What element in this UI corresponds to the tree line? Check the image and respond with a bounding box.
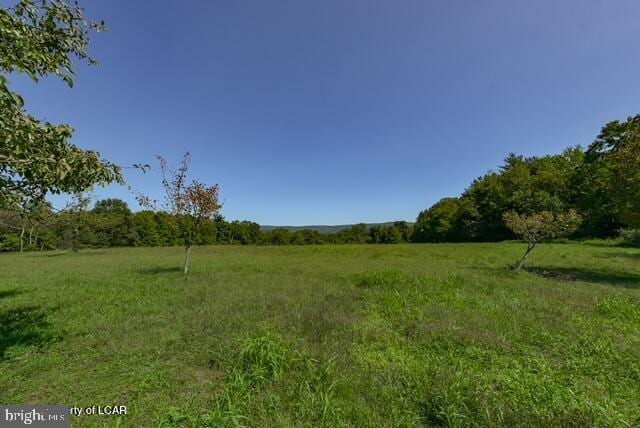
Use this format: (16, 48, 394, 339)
(413, 115, 640, 244)
(0, 200, 417, 251)
(1, 112, 638, 252)
(1, 0, 638, 260)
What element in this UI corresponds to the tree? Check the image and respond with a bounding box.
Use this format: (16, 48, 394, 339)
(132, 211, 162, 246)
(228, 220, 263, 245)
(1, 0, 121, 210)
(57, 192, 91, 252)
(586, 115, 640, 158)
(139, 153, 222, 274)
(576, 116, 640, 236)
(503, 210, 582, 271)
(393, 221, 412, 243)
(92, 198, 131, 215)
(89, 199, 136, 247)
(413, 198, 473, 242)
(263, 228, 292, 245)
(335, 223, 368, 244)
(608, 130, 640, 228)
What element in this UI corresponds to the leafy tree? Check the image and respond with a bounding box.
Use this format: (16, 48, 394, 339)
(1, 0, 121, 210)
(263, 228, 292, 245)
(0, 209, 23, 251)
(368, 225, 386, 244)
(503, 210, 582, 271)
(92, 199, 131, 215)
(228, 220, 263, 245)
(139, 153, 222, 274)
(573, 117, 640, 237)
(459, 149, 585, 242)
(132, 211, 162, 246)
(413, 198, 473, 242)
(393, 221, 412, 242)
(586, 115, 640, 158)
(57, 192, 91, 252)
(584, 117, 640, 230)
(334, 223, 368, 244)
(291, 231, 307, 245)
(608, 130, 640, 228)
(299, 229, 323, 245)
(89, 199, 136, 247)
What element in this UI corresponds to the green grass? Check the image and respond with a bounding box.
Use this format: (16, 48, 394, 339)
(1, 243, 639, 427)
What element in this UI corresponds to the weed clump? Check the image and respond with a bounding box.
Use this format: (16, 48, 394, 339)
(159, 332, 343, 426)
(350, 270, 411, 289)
(239, 333, 289, 383)
(596, 294, 640, 322)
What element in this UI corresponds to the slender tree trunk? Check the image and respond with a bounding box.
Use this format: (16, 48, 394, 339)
(183, 244, 192, 274)
(514, 242, 536, 272)
(72, 222, 81, 252)
(19, 224, 25, 252)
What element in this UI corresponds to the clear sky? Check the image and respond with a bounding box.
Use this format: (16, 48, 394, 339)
(10, 0, 640, 225)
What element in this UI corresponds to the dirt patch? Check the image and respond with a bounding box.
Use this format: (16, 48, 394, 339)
(528, 269, 578, 281)
(192, 366, 225, 384)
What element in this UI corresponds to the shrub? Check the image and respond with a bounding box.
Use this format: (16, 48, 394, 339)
(0, 233, 20, 252)
(618, 228, 640, 247)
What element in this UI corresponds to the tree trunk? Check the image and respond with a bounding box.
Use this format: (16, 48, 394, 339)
(514, 242, 536, 272)
(19, 225, 25, 252)
(183, 244, 192, 274)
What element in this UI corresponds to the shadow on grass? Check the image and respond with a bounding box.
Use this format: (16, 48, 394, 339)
(34, 251, 68, 258)
(0, 289, 22, 300)
(528, 266, 640, 289)
(600, 251, 640, 261)
(0, 305, 57, 360)
(137, 266, 183, 275)
(33, 250, 110, 258)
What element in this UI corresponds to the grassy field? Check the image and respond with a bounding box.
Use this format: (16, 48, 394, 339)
(1, 243, 639, 427)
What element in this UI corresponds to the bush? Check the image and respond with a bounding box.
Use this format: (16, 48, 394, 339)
(0, 233, 20, 252)
(618, 228, 640, 247)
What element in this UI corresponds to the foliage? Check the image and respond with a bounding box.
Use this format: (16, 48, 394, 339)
(504, 210, 582, 244)
(617, 229, 640, 248)
(462, 148, 584, 241)
(504, 210, 582, 271)
(0, 0, 121, 209)
(138, 153, 222, 273)
(573, 115, 640, 237)
(413, 115, 640, 243)
(412, 197, 474, 242)
(56, 192, 90, 252)
(607, 130, 640, 228)
(0, 200, 56, 251)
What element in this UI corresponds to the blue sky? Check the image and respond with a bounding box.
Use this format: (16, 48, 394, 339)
(10, 0, 640, 225)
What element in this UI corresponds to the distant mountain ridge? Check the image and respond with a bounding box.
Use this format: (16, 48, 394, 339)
(260, 221, 413, 233)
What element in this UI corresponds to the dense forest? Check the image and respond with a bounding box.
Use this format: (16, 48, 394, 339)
(1, 115, 638, 251)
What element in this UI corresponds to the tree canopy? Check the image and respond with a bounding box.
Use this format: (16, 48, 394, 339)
(0, 0, 121, 210)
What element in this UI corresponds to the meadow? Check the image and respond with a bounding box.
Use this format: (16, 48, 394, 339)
(1, 243, 639, 427)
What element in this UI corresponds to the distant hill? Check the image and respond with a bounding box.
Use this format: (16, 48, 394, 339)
(260, 222, 413, 233)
